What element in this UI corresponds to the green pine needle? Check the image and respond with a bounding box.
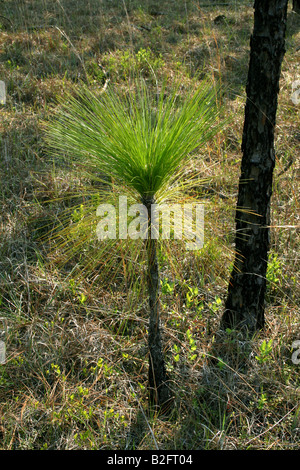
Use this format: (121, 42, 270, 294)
(44, 78, 224, 283)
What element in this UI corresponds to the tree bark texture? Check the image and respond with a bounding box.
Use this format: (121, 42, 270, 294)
(143, 197, 171, 410)
(292, 0, 300, 13)
(221, 0, 288, 332)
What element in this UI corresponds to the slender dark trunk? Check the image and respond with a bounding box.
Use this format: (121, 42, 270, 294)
(143, 196, 171, 410)
(221, 0, 288, 332)
(292, 0, 300, 13)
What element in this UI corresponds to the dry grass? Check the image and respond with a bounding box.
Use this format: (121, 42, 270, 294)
(0, 0, 299, 450)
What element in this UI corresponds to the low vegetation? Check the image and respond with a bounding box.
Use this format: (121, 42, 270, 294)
(0, 0, 299, 450)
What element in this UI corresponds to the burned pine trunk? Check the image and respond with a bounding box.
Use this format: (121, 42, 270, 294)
(143, 196, 171, 411)
(221, 0, 288, 332)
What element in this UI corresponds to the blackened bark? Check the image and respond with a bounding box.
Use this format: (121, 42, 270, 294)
(292, 0, 300, 13)
(143, 196, 171, 410)
(221, 0, 288, 332)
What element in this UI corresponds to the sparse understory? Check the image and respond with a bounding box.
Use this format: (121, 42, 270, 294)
(0, 0, 299, 450)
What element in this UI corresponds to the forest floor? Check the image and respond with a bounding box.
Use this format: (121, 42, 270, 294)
(0, 0, 299, 450)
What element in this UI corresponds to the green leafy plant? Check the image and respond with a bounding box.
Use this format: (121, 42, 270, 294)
(257, 387, 268, 410)
(45, 77, 222, 410)
(160, 278, 175, 295)
(208, 295, 222, 314)
(104, 48, 165, 80)
(186, 285, 199, 309)
(186, 328, 197, 361)
(266, 253, 285, 293)
(172, 343, 180, 363)
(255, 339, 273, 364)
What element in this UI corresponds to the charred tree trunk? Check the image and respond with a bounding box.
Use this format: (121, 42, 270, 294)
(143, 196, 171, 411)
(292, 0, 300, 13)
(221, 0, 288, 332)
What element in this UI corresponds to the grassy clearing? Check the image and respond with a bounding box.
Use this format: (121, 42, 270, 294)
(0, 0, 299, 450)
